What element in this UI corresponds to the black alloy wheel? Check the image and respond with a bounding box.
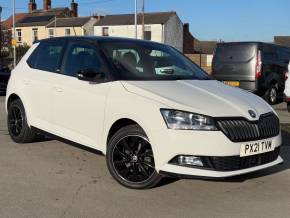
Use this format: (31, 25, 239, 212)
(112, 135, 155, 183)
(7, 99, 36, 143)
(8, 104, 23, 137)
(107, 125, 162, 189)
(264, 85, 278, 105)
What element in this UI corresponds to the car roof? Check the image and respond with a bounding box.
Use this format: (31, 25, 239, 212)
(36, 36, 163, 46)
(217, 41, 290, 50)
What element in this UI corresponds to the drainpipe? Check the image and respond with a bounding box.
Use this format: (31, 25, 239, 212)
(161, 24, 165, 43)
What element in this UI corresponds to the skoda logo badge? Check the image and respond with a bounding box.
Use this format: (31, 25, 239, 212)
(248, 110, 256, 118)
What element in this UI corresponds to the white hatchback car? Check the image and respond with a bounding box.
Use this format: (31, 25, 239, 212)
(6, 37, 283, 189)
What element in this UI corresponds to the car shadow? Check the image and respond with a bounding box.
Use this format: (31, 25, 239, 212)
(31, 125, 290, 187)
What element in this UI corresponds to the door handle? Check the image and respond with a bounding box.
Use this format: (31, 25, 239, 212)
(54, 87, 63, 92)
(23, 80, 31, 85)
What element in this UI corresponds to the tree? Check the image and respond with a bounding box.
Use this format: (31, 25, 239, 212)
(0, 29, 12, 58)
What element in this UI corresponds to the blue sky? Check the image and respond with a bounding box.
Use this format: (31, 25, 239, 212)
(1, 0, 290, 42)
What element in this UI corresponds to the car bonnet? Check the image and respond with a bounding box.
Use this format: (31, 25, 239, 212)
(121, 80, 274, 120)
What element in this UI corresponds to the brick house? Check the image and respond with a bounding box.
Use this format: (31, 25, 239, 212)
(14, 0, 80, 46)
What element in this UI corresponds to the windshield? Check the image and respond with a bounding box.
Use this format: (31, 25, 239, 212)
(99, 41, 210, 81)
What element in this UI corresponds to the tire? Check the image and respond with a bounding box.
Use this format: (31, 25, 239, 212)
(7, 99, 36, 143)
(287, 102, 290, 113)
(106, 124, 162, 189)
(264, 85, 278, 105)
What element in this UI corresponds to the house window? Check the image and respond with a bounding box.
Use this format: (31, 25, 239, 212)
(65, 28, 71, 36)
(32, 28, 38, 42)
(48, 29, 54, 38)
(16, 29, 22, 42)
(102, 27, 109, 36)
(144, 26, 151, 41)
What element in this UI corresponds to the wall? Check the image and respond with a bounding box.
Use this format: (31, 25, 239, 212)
(164, 14, 183, 52)
(83, 18, 98, 36)
(185, 54, 213, 75)
(16, 26, 86, 46)
(16, 26, 47, 46)
(48, 26, 84, 37)
(94, 24, 163, 43)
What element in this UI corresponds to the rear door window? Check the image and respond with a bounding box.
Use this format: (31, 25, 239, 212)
(34, 40, 66, 72)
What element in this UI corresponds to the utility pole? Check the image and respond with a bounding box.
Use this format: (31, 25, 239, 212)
(134, 0, 137, 39)
(0, 5, 2, 56)
(54, 16, 57, 37)
(13, 0, 16, 68)
(0, 6, 2, 32)
(141, 0, 145, 39)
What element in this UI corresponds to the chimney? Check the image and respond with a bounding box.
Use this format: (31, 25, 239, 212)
(43, 0, 51, 11)
(183, 23, 189, 33)
(70, 0, 78, 17)
(28, 0, 37, 13)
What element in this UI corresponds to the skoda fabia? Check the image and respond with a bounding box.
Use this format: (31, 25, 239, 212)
(6, 37, 283, 189)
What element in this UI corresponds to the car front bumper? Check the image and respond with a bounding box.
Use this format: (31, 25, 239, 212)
(149, 130, 283, 178)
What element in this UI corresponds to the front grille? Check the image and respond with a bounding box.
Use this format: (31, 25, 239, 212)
(209, 147, 280, 171)
(216, 113, 280, 142)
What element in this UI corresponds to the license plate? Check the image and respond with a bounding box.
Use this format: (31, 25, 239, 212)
(223, 81, 240, 87)
(240, 139, 275, 157)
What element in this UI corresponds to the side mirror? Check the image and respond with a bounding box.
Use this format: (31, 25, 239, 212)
(77, 69, 105, 82)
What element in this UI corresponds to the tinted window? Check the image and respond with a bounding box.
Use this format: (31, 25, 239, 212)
(63, 42, 102, 77)
(100, 41, 209, 81)
(277, 48, 290, 63)
(34, 40, 65, 72)
(27, 45, 39, 67)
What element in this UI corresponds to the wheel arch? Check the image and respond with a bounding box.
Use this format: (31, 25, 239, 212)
(106, 118, 146, 147)
(6, 93, 21, 109)
(6, 92, 32, 126)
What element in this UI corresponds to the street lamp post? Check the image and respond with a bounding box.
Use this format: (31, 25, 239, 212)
(142, 0, 144, 40)
(13, 0, 16, 68)
(0, 6, 2, 54)
(0, 6, 2, 32)
(134, 0, 137, 39)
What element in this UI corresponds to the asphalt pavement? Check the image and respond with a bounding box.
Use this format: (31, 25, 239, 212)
(0, 95, 290, 218)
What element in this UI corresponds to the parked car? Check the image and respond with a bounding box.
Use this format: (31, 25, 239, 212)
(6, 37, 282, 189)
(212, 42, 290, 105)
(0, 64, 11, 93)
(285, 69, 290, 112)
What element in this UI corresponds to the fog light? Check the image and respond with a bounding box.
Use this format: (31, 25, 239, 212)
(177, 155, 204, 167)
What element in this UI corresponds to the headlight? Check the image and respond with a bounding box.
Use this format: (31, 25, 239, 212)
(160, 109, 217, 130)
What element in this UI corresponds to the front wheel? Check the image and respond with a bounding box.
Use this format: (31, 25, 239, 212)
(106, 125, 162, 189)
(7, 99, 36, 143)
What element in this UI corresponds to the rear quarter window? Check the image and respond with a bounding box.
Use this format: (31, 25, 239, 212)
(27, 45, 39, 68)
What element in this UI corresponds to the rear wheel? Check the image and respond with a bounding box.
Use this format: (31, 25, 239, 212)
(7, 99, 36, 143)
(106, 125, 162, 189)
(264, 85, 278, 105)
